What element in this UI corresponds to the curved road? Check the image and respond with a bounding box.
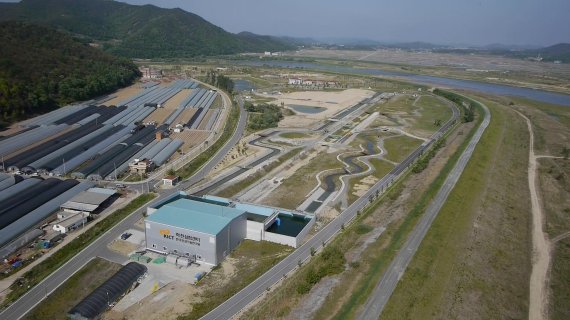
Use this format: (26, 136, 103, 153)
(357, 97, 491, 319)
(200, 97, 460, 320)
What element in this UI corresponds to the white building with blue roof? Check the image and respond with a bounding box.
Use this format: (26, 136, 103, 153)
(145, 198, 247, 265)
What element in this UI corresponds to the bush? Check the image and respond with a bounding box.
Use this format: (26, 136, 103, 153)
(355, 224, 374, 235)
(245, 102, 284, 130)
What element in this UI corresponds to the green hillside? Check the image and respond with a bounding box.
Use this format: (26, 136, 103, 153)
(0, 21, 140, 129)
(0, 0, 294, 58)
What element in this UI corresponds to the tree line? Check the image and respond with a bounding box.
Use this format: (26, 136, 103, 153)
(0, 22, 140, 129)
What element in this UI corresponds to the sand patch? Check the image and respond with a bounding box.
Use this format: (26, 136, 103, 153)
(262, 89, 374, 128)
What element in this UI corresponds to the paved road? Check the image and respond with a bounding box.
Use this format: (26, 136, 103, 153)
(357, 98, 490, 320)
(200, 100, 460, 320)
(0, 93, 248, 320)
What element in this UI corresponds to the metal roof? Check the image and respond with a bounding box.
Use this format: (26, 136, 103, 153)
(146, 198, 245, 235)
(61, 188, 115, 211)
(68, 262, 147, 320)
(87, 187, 116, 196)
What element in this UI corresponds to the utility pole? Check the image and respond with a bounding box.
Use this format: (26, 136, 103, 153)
(62, 158, 66, 176)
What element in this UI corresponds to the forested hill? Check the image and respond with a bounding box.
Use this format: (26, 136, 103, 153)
(0, 21, 140, 129)
(0, 0, 294, 58)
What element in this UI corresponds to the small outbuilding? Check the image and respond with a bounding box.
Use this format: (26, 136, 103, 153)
(162, 175, 179, 187)
(61, 187, 116, 215)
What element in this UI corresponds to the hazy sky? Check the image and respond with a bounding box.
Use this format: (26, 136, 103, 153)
(4, 0, 570, 46)
(118, 0, 570, 46)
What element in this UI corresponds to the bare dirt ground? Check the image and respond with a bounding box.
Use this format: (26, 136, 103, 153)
(168, 129, 210, 157)
(104, 85, 143, 106)
(290, 49, 570, 78)
(266, 89, 374, 128)
(208, 138, 265, 177)
(0, 126, 27, 137)
(105, 281, 200, 320)
(197, 110, 215, 130)
(107, 239, 138, 256)
(169, 108, 197, 128)
(515, 110, 551, 320)
(144, 89, 193, 125)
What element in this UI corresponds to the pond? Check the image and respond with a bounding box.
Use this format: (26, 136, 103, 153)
(266, 214, 311, 237)
(288, 104, 326, 114)
(233, 79, 256, 92)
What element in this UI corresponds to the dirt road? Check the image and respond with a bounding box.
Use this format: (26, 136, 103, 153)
(515, 110, 550, 320)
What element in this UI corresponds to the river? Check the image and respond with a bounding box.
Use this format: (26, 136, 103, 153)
(238, 60, 570, 106)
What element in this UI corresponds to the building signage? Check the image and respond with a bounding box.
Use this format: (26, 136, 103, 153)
(159, 228, 201, 246)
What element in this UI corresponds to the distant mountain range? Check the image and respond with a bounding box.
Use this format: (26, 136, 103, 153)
(0, 0, 294, 58)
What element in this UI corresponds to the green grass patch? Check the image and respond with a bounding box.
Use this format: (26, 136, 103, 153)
(1, 193, 156, 309)
(280, 132, 310, 139)
(176, 97, 239, 179)
(412, 95, 454, 133)
(215, 148, 302, 198)
(180, 240, 293, 320)
(24, 258, 122, 320)
(383, 135, 423, 163)
(370, 158, 395, 179)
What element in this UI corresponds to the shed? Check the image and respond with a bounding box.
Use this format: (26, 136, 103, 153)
(162, 175, 179, 187)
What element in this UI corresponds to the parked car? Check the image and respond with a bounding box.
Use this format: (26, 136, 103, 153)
(121, 232, 132, 240)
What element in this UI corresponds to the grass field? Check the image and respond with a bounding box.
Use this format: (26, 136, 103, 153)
(24, 258, 121, 320)
(383, 135, 423, 163)
(412, 95, 454, 134)
(261, 151, 343, 209)
(370, 158, 395, 179)
(381, 97, 531, 319)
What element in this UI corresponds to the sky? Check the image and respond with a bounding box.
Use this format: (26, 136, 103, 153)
(4, 0, 570, 46)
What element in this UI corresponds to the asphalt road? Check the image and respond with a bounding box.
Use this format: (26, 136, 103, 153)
(0, 93, 248, 320)
(200, 100, 460, 320)
(356, 99, 491, 320)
